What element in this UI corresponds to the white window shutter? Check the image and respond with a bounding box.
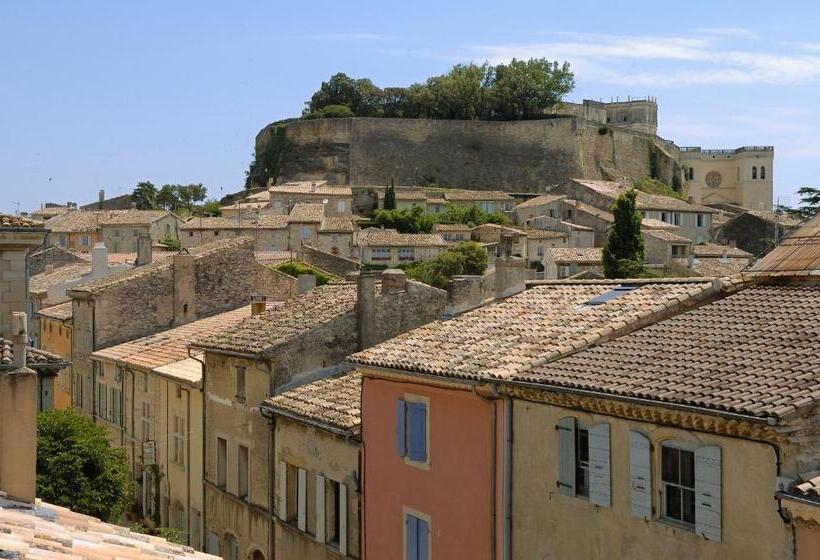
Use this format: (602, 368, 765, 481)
(589, 423, 611, 507)
(297, 468, 307, 531)
(315, 474, 326, 543)
(629, 431, 652, 519)
(557, 417, 576, 496)
(278, 462, 287, 520)
(339, 483, 348, 556)
(695, 445, 722, 542)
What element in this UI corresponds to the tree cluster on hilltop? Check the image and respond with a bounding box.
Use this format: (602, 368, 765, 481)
(303, 58, 575, 121)
(131, 181, 218, 215)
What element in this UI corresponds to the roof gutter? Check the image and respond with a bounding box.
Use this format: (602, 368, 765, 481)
(492, 377, 777, 426)
(259, 403, 358, 439)
(187, 345, 259, 360)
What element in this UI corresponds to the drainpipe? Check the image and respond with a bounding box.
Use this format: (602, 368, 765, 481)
(180, 386, 193, 547)
(503, 397, 512, 560)
(188, 349, 207, 550)
(473, 385, 498, 560)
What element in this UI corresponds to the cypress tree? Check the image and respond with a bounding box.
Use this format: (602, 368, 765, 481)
(384, 177, 396, 210)
(602, 188, 645, 278)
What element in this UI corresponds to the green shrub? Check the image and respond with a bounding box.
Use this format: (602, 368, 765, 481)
(159, 235, 180, 251)
(402, 241, 488, 288)
(274, 262, 331, 286)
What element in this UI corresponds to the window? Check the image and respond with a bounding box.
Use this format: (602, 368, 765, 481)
(397, 397, 428, 465)
(300, 226, 311, 240)
(189, 231, 194, 237)
(165, 223, 171, 236)
(696, 213, 705, 228)
(238, 445, 249, 500)
(111, 386, 121, 426)
(752, 166, 757, 179)
(225, 534, 239, 560)
(480, 201, 494, 213)
(537, 245, 544, 257)
(279, 463, 305, 528)
(59, 234, 67, 247)
(336, 200, 347, 213)
(398, 247, 415, 261)
(687, 167, 694, 181)
(80, 235, 90, 246)
(235, 366, 246, 403)
(405, 512, 430, 560)
(174, 502, 186, 533)
(206, 532, 220, 555)
(761, 166, 766, 179)
(214, 230, 220, 236)
(141, 401, 151, 441)
(661, 212, 681, 226)
(217, 437, 227, 488)
(316, 476, 349, 554)
(372, 247, 391, 261)
(557, 418, 611, 506)
(662, 445, 696, 526)
(172, 415, 186, 465)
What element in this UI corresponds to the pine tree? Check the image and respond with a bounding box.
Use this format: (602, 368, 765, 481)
(603, 188, 645, 278)
(384, 177, 396, 210)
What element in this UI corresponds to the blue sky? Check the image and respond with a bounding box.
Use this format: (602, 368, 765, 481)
(2, 0, 819, 213)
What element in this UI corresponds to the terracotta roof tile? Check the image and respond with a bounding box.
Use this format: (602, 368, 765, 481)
(545, 248, 603, 264)
(645, 230, 691, 244)
(29, 263, 92, 297)
(37, 300, 74, 321)
(320, 216, 356, 233)
(515, 194, 566, 209)
(350, 280, 716, 380)
(570, 179, 716, 213)
(270, 184, 352, 196)
(693, 243, 752, 258)
(0, 339, 69, 369)
(181, 215, 288, 230)
(0, 214, 42, 229)
(287, 203, 325, 223)
(264, 371, 361, 432)
(357, 229, 446, 247)
(751, 212, 820, 275)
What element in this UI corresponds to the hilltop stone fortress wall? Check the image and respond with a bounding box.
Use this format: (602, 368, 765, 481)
(257, 113, 678, 193)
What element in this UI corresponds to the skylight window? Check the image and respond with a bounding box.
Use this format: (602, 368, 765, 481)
(583, 285, 638, 306)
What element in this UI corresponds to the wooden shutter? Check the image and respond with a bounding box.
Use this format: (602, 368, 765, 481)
(397, 400, 407, 457)
(339, 483, 348, 556)
(589, 423, 611, 507)
(557, 417, 576, 496)
(417, 517, 430, 560)
(406, 514, 418, 560)
(315, 474, 326, 543)
(408, 403, 428, 462)
(278, 462, 287, 520)
(695, 445, 722, 542)
(297, 468, 307, 531)
(629, 431, 652, 519)
(206, 531, 220, 555)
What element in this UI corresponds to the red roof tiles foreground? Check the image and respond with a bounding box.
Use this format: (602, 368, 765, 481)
(751, 212, 820, 275)
(528, 284, 820, 420)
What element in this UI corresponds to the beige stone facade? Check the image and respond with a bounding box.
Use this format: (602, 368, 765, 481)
(680, 146, 773, 211)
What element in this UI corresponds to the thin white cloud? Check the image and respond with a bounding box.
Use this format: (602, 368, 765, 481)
(468, 32, 820, 87)
(696, 27, 759, 40)
(304, 32, 386, 41)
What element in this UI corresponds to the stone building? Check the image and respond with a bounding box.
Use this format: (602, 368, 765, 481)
(542, 247, 604, 279)
(355, 229, 446, 266)
(643, 229, 691, 265)
(0, 214, 45, 338)
(180, 216, 289, 252)
(432, 223, 472, 245)
(267, 182, 353, 216)
(89, 305, 256, 549)
(27, 244, 86, 275)
(37, 300, 74, 409)
(261, 372, 362, 560)
(65, 237, 296, 416)
(679, 146, 774, 210)
(190, 272, 446, 560)
(715, 210, 802, 257)
(512, 194, 568, 224)
(441, 190, 514, 213)
(553, 179, 717, 243)
(44, 209, 183, 253)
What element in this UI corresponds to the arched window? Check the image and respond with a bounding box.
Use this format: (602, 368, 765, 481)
(752, 166, 757, 179)
(761, 166, 766, 179)
(225, 534, 239, 560)
(688, 167, 694, 180)
(250, 550, 265, 560)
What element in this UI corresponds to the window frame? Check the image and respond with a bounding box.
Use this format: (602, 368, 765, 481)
(235, 365, 246, 403)
(403, 507, 431, 560)
(400, 394, 431, 469)
(216, 436, 228, 489)
(660, 441, 697, 529)
(237, 444, 249, 501)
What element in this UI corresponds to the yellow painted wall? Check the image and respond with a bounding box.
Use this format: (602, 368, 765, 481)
(512, 400, 793, 560)
(39, 316, 73, 410)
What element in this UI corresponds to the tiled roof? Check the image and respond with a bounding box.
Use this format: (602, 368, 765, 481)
(255, 250, 294, 267)
(71, 236, 253, 295)
(645, 230, 691, 244)
(564, 199, 614, 222)
(287, 203, 325, 223)
(517, 226, 567, 240)
(37, 301, 74, 321)
(789, 475, 820, 503)
(433, 223, 473, 232)
(270, 184, 352, 196)
(527, 284, 820, 420)
(263, 371, 362, 433)
(92, 305, 253, 382)
(395, 190, 429, 201)
(751, 212, 820, 275)
(545, 248, 603, 264)
(193, 282, 360, 355)
(641, 218, 679, 230)
(350, 280, 717, 380)
(44, 210, 173, 232)
(29, 263, 92, 297)
(357, 229, 446, 247)
(515, 194, 565, 209)
(320, 216, 356, 233)
(0, 497, 217, 560)
(744, 210, 802, 227)
(0, 214, 42, 229)
(100, 210, 175, 226)
(0, 339, 69, 369)
(673, 257, 750, 277)
(180, 215, 288, 230)
(31, 206, 70, 219)
(220, 201, 268, 211)
(570, 179, 716, 213)
(693, 243, 752, 258)
(245, 190, 271, 202)
(444, 190, 514, 202)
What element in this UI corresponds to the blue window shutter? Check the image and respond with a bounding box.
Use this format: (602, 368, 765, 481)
(408, 402, 427, 462)
(406, 514, 418, 560)
(397, 400, 407, 457)
(417, 517, 430, 560)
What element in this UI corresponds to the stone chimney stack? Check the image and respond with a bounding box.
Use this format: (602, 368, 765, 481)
(356, 270, 378, 350)
(98, 189, 105, 209)
(91, 242, 108, 277)
(251, 294, 267, 315)
(0, 312, 37, 504)
(381, 269, 407, 294)
(173, 253, 196, 326)
(136, 234, 153, 266)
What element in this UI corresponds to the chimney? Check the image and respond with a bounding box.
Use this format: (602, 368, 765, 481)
(91, 242, 108, 277)
(173, 253, 196, 326)
(687, 252, 695, 269)
(136, 234, 153, 266)
(98, 189, 105, 209)
(720, 248, 728, 263)
(381, 269, 407, 294)
(356, 270, 378, 350)
(45, 264, 54, 275)
(0, 312, 37, 504)
(251, 294, 267, 315)
(297, 274, 317, 294)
